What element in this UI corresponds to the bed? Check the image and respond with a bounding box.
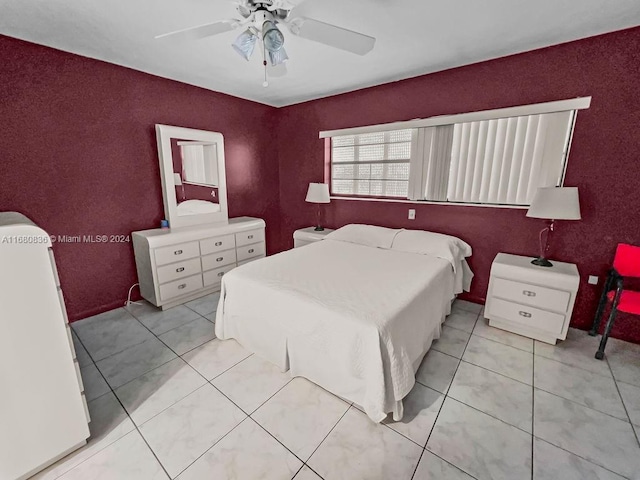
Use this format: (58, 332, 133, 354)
(214, 225, 473, 422)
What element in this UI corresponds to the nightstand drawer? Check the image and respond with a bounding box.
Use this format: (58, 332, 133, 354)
(492, 277, 570, 313)
(491, 298, 565, 335)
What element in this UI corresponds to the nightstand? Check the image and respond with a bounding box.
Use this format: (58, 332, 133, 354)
(293, 227, 335, 248)
(485, 253, 579, 344)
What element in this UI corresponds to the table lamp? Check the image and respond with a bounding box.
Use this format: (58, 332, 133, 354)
(526, 186, 581, 267)
(305, 183, 330, 231)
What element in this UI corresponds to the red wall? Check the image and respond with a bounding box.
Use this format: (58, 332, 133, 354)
(2, 28, 639, 343)
(0, 35, 280, 321)
(276, 27, 640, 343)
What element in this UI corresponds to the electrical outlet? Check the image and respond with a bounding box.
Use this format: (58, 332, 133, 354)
(408, 209, 416, 220)
(588, 275, 599, 285)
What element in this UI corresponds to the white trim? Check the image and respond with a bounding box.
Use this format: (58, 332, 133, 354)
(329, 196, 529, 209)
(319, 97, 591, 138)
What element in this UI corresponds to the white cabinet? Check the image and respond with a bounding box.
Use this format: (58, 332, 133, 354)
(0, 212, 90, 480)
(293, 227, 335, 248)
(133, 217, 266, 309)
(485, 253, 579, 344)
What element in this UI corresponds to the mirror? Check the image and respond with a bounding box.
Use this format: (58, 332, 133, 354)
(156, 125, 229, 228)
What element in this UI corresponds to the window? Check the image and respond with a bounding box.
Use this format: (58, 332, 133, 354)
(325, 98, 587, 206)
(331, 129, 413, 198)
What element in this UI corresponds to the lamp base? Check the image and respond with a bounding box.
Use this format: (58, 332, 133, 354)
(531, 257, 553, 267)
(314, 226, 325, 231)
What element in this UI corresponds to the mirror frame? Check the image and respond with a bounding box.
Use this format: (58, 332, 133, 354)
(156, 124, 229, 228)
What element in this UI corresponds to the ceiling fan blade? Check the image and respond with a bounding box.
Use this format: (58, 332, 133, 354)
(287, 17, 375, 55)
(268, 62, 288, 77)
(155, 20, 239, 41)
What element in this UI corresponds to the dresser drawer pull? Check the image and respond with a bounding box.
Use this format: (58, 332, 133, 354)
(174, 249, 183, 255)
(215, 241, 223, 246)
(217, 272, 225, 277)
(522, 290, 537, 297)
(178, 283, 187, 290)
(176, 267, 185, 273)
(248, 235, 254, 239)
(518, 311, 532, 318)
(248, 248, 254, 254)
(216, 257, 223, 262)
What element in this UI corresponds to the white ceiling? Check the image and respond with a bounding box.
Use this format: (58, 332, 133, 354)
(2, 0, 639, 107)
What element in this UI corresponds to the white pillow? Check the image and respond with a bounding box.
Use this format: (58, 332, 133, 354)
(391, 229, 472, 271)
(325, 224, 401, 249)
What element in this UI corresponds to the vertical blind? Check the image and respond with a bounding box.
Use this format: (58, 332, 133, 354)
(329, 108, 576, 206)
(446, 110, 574, 205)
(331, 129, 413, 198)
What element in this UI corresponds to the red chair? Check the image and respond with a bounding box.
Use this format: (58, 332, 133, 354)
(589, 243, 640, 359)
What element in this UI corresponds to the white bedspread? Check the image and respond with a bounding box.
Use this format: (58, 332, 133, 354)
(215, 239, 471, 422)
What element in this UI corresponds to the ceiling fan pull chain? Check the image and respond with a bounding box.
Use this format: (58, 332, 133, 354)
(262, 41, 269, 87)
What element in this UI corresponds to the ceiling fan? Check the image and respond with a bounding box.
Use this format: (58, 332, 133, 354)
(155, 0, 376, 86)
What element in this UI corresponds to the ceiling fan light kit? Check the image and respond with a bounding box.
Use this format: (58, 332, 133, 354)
(231, 28, 258, 60)
(156, 0, 376, 86)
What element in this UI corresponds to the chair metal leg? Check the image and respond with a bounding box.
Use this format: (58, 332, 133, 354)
(595, 307, 618, 360)
(590, 271, 613, 336)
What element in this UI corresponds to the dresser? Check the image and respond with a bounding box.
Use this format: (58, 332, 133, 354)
(485, 253, 580, 344)
(0, 212, 90, 480)
(293, 227, 335, 248)
(132, 217, 266, 309)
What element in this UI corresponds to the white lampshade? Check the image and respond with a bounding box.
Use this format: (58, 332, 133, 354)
(173, 173, 183, 187)
(305, 183, 330, 204)
(526, 187, 581, 220)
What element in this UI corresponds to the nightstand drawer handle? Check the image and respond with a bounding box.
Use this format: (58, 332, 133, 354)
(176, 267, 185, 273)
(174, 249, 183, 255)
(215, 241, 223, 246)
(248, 235, 254, 239)
(216, 257, 223, 262)
(248, 248, 254, 254)
(178, 283, 187, 290)
(519, 311, 532, 318)
(217, 272, 224, 277)
(522, 290, 536, 297)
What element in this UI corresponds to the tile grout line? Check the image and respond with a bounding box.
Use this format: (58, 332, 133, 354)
(605, 356, 640, 448)
(531, 340, 535, 480)
(411, 313, 479, 480)
(70, 331, 173, 480)
(533, 349, 617, 380)
(170, 416, 253, 479)
(532, 435, 632, 479)
(300, 405, 352, 466)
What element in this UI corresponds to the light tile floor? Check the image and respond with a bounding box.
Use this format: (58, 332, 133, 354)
(34, 296, 640, 480)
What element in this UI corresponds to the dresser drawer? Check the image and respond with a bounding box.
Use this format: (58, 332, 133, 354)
(201, 234, 236, 256)
(159, 274, 204, 301)
(490, 298, 565, 335)
(237, 242, 266, 262)
(236, 229, 265, 247)
(157, 257, 202, 284)
(155, 241, 200, 267)
(492, 277, 570, 313)
(203, 264, 236, 287)
(202, 249, 237, 271)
